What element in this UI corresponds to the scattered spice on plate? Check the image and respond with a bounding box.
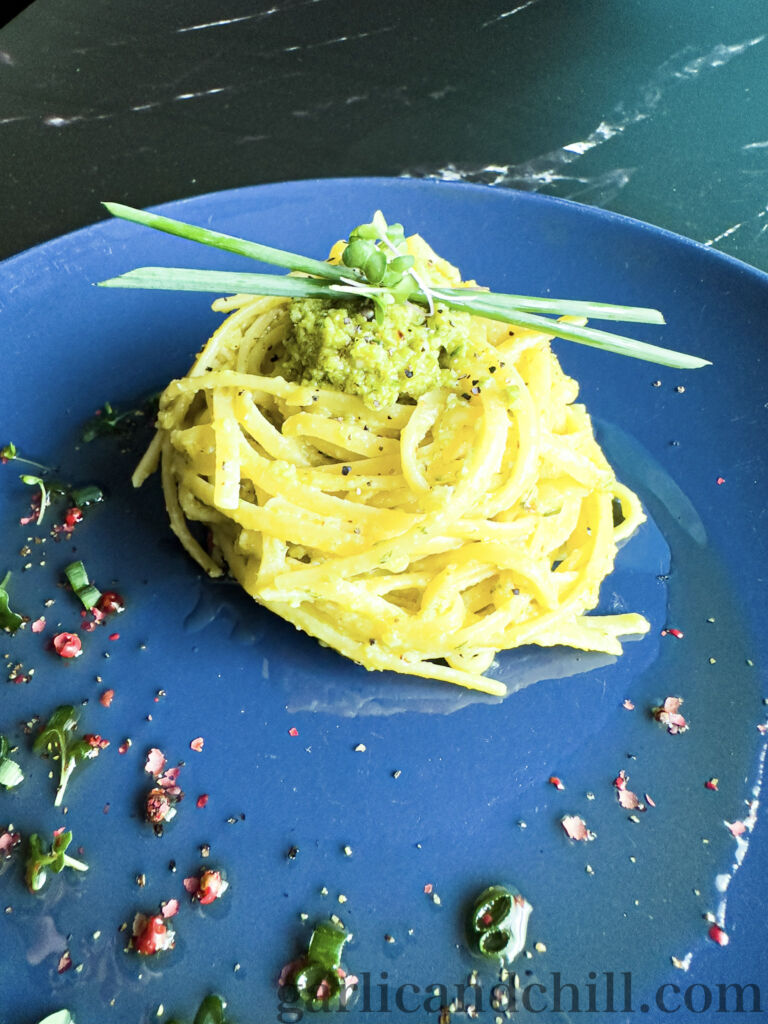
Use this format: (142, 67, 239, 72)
(724, 820, 747, 838)
(560, 815, 595, 842)
(613, 770, 646, 812)
(184, 868, 229, 905)
(144, 748, 166, 776)
(129, 911, 176, 955)
(57, 950, 73, 974)
(548, 776, 565, 791)
(52, 632, 82, 659)
(0, 827, 21, 862)
(705, 778, 718, 790)
(161, 898, 179, 918)
(708, 923, 729, 946)
(190, 736, 204, 752)
(652, 696, 689, 734)
(622, 699, 635, 710)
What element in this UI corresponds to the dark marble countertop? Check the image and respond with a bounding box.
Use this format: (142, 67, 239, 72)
(1, 0, 767, 269)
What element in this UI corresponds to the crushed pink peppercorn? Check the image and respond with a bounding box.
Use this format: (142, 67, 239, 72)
(52, 632, 82, 658)
(130, 912, 176, 955)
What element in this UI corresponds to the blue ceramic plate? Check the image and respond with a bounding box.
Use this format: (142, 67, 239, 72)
(1, 179, 766, 1024)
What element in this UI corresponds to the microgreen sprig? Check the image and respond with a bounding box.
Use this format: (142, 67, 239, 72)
(20, 474, 49, 526)
(81, 394, 159, 443)
(0, 571, 23, 633)
(98, 203, 711, 370)
(1, 442, 50, 471)
(0, 735, 24, 789)
(25, 829, 88, 892)
(33, 706, 99, 807)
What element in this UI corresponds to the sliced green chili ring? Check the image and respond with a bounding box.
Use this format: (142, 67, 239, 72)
(192, 994, 228, 1024)
(306, 919, 347, 970)
(293, 962, 342, 1006)
(468, 884, 532, 963)
(70, 484, 104, 507)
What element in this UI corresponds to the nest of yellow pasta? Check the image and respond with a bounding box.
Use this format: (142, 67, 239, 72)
(134, 240, 649, 696)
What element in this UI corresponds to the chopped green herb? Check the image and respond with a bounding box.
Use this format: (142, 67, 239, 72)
(33, 706, 99, 807)
(0, 571, 23, 633)
(25, 830, 88, 892)
(0, 735, 23, 789)
(64, 560, 102, 611)
(20, 474, 48, 525)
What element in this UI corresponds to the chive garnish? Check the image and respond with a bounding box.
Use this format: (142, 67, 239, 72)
(98, 203, 710, 370)
(64, 560, 102, 611)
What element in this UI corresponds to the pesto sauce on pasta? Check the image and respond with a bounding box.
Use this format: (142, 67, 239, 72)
(280, 297, 477, 409)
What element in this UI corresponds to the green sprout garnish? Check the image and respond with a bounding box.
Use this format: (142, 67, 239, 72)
(1, 442, 49, 471)
(33, 706, 98, 807)
(80, 394, 158, 442)
(64, 560, 102, 611)
(0, 735, 24, 789)
(20, 474, 49, 525)
(25, 830, 88, 893)
(97, 202, 711, 370)
(0, 571, 23, 633)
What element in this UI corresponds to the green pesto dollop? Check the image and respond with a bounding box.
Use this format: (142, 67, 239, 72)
(279, 297, 477, 408)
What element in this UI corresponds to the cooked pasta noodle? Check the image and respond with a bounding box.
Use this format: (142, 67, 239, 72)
(134, 237, 649, 696)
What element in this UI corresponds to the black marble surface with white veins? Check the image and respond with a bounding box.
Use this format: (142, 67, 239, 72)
(1, 0, 766, 269)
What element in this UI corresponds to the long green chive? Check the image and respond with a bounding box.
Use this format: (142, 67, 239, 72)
(99, 267, 341, 299)
(103, 202, 358, 285)
(98, 204, 710, 370)
(64, 560, 101, 611)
